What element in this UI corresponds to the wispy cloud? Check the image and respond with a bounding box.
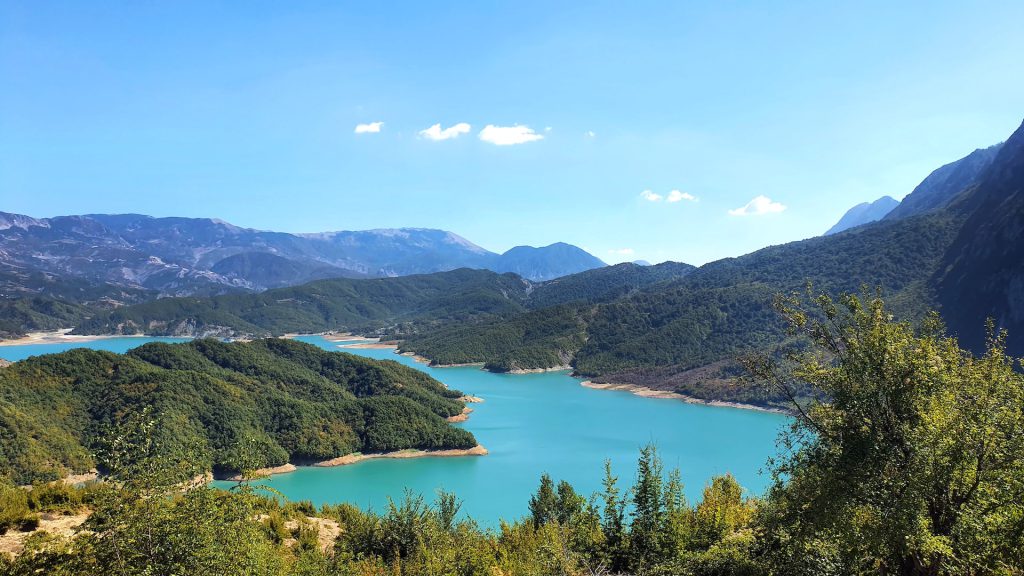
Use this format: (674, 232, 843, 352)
(354, 121, 383, 134)
(728, 195, 786, 216)
(608, 248, 635, 256)
(585, 130, 596, 139)
(667, 190, 697, 203)
(640, 190, 663, 202)
(478, 125, 544, 146)
(419, 122, 471, 141)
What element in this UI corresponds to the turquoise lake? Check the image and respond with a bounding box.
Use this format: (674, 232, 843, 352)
(0, 335, 790, 524)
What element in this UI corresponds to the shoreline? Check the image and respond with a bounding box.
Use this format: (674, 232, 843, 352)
(447, 406, 473, 422)
(343, 341, 400, 349)
(507, 365, 572, 374)
(0, 329, 143, 347)
(580, 381, 792, 415)
(339, 341, 485, 368)
(218, 445, 489, 481)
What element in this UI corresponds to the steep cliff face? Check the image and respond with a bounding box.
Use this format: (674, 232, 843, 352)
(936, 120, 1024, 354)
(885, 144, 1003, 221)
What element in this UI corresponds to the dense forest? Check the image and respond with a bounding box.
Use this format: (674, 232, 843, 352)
(67, 262, 699, 341)
(2, 294, 1021, 575)
(0, 339, 476, 484)
(69, 268, 535, 338)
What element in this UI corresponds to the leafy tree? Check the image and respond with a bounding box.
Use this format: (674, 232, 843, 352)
(747, 292, 1024, 574)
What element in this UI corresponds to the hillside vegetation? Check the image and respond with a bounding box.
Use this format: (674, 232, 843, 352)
(70, 262, 697, 340)
(72, 269, 533, 337)
(0, 339, 475, 484)
(4, 295, 1022, 575)
(402, 213, 958, 373)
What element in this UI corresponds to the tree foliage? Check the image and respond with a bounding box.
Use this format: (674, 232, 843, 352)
(0, 339, 475, 484)
(747, 292, 1024, 575)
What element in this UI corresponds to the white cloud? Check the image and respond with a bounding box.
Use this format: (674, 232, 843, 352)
(354, 121, 383, 134)
(728, 195, 786, 216)
(667, 190, 697, 203)
(419, 122, 471, 141)
(640, 190, 662, 202)
(478, 124, 544, 146)
(585, 130, 596, 138)
(608, 248, 635, 255)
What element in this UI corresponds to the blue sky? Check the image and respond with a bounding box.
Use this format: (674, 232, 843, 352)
(2, 1, 1022, 265)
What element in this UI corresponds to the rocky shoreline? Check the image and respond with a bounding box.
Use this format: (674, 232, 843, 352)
(218, 445, 490, 481)
(580, 381, 792, 415)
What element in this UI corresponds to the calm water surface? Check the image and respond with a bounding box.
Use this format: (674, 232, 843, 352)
(0, 334, 790, 523)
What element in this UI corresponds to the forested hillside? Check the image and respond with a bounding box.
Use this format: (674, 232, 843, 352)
(72, 268, 533, 337)
(71, 262, 698, 339)
(406, 121, 1024, 405)
(0, 339, 475, 484)
(402, 212, 958, 386)
(4, 294, 1022, 575)
(936, 119, 1024, 354)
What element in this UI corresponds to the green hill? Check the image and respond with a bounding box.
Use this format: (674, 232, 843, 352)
(70, 262, 698, 340)
(0, 338, 475, 484)
(72, 268, 533, 337)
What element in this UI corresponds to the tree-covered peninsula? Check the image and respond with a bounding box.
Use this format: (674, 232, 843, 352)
(0, 339, 477, 485)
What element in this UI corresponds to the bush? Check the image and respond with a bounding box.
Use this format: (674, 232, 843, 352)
(0, 481, 30, 534)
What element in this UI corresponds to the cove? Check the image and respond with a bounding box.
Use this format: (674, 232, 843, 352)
(0, 334, 791, 524)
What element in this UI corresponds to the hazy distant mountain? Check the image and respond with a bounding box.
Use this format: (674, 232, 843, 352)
(824, 196, 899, 235)
(0, 213, 605, 301)
(492, 243, 606, 282)
(885, 144, 1003, 221)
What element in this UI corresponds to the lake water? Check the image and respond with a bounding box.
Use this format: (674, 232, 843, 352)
(0, 335, 790, 524)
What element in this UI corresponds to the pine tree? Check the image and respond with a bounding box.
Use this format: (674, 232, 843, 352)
(528, 473, 557, 528)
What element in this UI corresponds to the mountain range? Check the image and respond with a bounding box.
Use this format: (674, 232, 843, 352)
(825, 142, 1004, 235)
(824, 196, 899, 235)
(3, 119, 1023, 413)
(54, 118, 1024, 411)
(0, 213, 605, 300)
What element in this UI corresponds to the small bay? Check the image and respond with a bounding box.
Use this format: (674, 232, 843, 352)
(0, 334, 790, 524)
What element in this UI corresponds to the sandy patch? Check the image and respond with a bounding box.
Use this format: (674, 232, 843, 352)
(320, 332, 378, 343)
(0, 512, 89, 557)
(580, 381, 790, 415)
(342, 342, 400, 349)
(508, 365, 571, 374)
(219, 463, 297, 482)
(283, 516, 341, 554)
(0, 329, 131, 347)
(446, 407, 473, 422)
(313, 445, 488, 468)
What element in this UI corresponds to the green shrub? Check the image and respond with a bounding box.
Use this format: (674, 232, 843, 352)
(0, 480, 30, 534)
